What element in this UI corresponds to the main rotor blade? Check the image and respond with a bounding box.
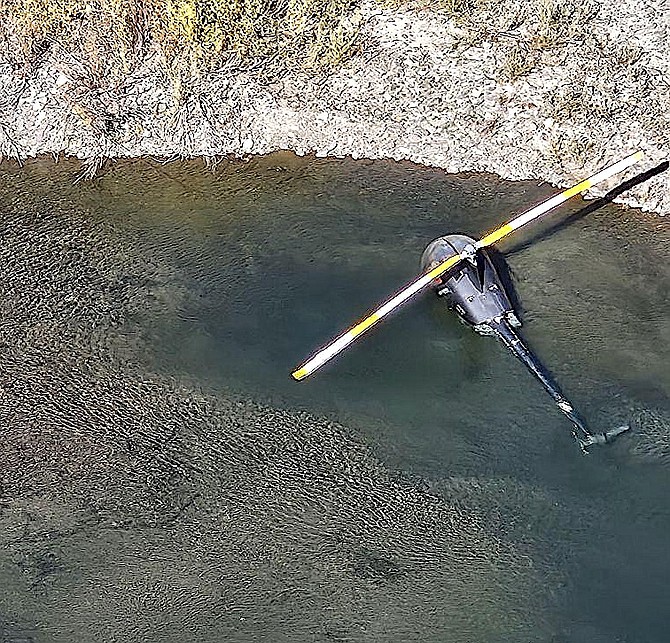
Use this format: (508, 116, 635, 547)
(475, 151, 643, 249)
(291, 253, 461, 380)
(292, 151, 644, 381)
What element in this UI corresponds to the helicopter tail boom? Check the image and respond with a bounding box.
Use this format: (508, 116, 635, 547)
(488, 317, 630, 450)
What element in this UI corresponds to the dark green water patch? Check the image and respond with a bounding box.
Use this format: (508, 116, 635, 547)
(0, 154, 669, 642)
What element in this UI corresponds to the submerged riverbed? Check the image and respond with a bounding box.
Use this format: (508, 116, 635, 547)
(1, 154, 669, 642)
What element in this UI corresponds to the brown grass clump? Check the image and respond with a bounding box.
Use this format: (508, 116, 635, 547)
(532, 0, 600, 50)
(0, 0, 362, 80)
(500, 42, 537, 81)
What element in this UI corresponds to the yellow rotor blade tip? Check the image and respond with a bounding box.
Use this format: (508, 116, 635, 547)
(292, 367, 309, 381)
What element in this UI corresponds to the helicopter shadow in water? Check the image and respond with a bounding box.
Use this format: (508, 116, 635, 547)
(483, 160, 669, 324)
(503, 160, 669, 257)
(484, 246, 523, 319)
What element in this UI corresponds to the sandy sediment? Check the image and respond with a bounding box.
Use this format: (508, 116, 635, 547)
(0, 0, 668, 213)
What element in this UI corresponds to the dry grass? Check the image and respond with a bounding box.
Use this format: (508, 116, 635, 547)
(0, 0, 600, 84)
(386, 0, 601, 80)
(0, 0, 362, 79)
(531, 0, 600, 50)
(500, 42, 537, 81)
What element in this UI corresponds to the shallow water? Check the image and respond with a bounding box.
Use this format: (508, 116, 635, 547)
(0, 154, 669, 642)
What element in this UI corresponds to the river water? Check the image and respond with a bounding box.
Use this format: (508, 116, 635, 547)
(0, 154, 669, 642)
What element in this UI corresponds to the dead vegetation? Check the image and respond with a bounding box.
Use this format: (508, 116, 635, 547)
(0, 0, 363, 82)
(1, 0, 665, 210)
(385, 0, 602, 80)
(0, 0, 604, 86)
(473, 0, 600, 80)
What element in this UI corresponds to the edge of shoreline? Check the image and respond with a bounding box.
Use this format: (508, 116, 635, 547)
(1, 1, 668, 214)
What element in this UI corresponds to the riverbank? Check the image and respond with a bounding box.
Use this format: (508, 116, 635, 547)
(0, 0, 668, 213)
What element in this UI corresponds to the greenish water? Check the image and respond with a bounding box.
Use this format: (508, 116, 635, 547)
(0, 154, 669, 642)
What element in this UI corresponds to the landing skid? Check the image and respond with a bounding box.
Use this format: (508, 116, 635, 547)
(578, 424, 631, 452)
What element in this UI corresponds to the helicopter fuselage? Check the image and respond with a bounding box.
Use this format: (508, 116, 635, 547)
(420, 234, 629, 449)
(420, 234, 521, 334)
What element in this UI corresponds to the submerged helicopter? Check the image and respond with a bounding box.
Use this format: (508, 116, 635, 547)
(292, 152, 645, 451)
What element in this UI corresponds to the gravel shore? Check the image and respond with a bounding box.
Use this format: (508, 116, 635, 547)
(0, 0, 668, 213)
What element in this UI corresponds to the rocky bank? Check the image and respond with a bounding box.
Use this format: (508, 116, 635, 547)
(0, 0, 668, 213)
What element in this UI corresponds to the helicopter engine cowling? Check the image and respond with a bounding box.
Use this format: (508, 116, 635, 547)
(421, 234, 521, 334)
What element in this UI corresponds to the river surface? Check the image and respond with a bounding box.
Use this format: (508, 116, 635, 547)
(0, 154, 669, 642)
